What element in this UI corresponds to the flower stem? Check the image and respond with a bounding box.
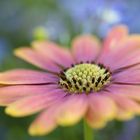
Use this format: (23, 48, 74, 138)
(84, 120, 94, 140)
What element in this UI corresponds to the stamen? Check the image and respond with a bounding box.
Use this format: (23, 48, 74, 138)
(59, 63, 111, 94)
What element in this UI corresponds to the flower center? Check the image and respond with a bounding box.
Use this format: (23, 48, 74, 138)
(59, 63, 111, 94)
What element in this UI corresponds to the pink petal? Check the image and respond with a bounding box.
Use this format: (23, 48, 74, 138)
(109, 45, 140, 71)
(5, 91, 65, 117)
(0, 85, 57, 97)
(113, 68, 140, 83)
(106, 93, 140, 120)
(108, 84, 140, 101)
(72, 35, 101, 62)
(29, 94, 88, 136)
(98, 25, 128, 63)
(56, 94, 88, 126)
(14, 47, 61, 72)
(98, 35, 140, 71)
(86, 94, 116, 128)
(28, 107, 58, 136)
(32, 41, 75, 67)
(0, 85, 60, 106)
(102, 25, 128, 54)
(0, 69, 58, 85)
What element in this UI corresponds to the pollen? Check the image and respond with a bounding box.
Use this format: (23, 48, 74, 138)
(59, 63, 111, 94)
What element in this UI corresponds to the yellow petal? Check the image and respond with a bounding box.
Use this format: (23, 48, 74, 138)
(28, 110, 57, 136)
(56, 95, 88, 126)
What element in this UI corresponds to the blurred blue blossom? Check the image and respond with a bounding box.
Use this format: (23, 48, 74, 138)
(1, 0, 140, 43)
(59, 0, 140, 36)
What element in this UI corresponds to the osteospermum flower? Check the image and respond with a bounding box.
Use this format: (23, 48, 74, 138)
(1, 25, 140, 136)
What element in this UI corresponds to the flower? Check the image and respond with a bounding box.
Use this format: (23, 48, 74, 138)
(1, 25, 140, 136)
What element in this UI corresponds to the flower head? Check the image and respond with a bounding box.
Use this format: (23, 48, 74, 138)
(1, 25, 140, 136)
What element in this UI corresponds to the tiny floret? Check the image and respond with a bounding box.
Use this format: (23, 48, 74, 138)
(59, 63, 111, 93)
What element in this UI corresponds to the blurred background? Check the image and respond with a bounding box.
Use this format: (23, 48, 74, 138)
(0, 0, 140, 140)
